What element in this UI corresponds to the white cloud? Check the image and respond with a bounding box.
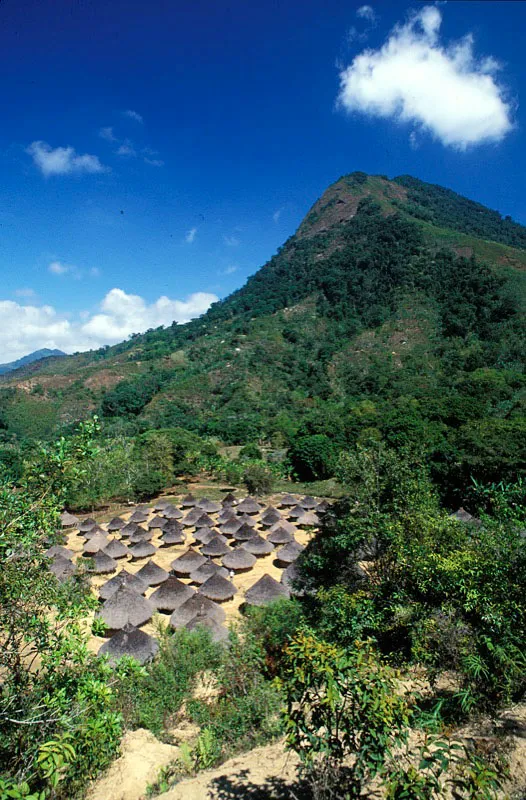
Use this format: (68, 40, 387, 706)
(273, 208, 283, 223)
(48, 261, 70, 276)
(27, 141, 108, 176)
(99, 126, 117, 142)
(356, 5, 376, 22)
(220, 265, 238, 275)
(223, 235, 240, 247)
(185, 227, 197, 243)
(337, 5, 513, 149)
(144, 157, 165, 167)
(14, 288, 36, 299)
(116, 139, 137, 157)
(48, 261, 100, 279)
(0, 289, 218, 362)
(123, 109, 143, 123)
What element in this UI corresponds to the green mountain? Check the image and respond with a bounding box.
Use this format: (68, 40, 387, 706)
(0, 348, 66, 376)
(1, 173, 525, 499)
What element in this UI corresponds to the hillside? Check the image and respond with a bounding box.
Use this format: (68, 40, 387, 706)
(0, 348, 65, 375)
(0, 172, 524, 499)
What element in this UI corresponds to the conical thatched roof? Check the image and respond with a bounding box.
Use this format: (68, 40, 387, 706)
(160, 529, 185, 546)
(45, 545, 73, 560)
(129, 509, 149, 523)
(150, 576, 195, 612)
(298, 511, 320, 527)
(99, 570, 147, 601)
(316, 500, 330, 513)
(221, 546, 256, 572)
(83, 532, 109, 555)
(233, 522, 256, 542)
(120, 522, 140, 539)
(97, 585, 154, 631)
(88, 551, 118, 575)
(182, 507, 203, 526)
(153, 498, 169, 512)
(220, 518, 242, 536)
(217, 507, 236, 524)
(148, 515, 167, 530)
(278, 494, 298, 508)
(236, 497, 261, 515)
(222, 492, 237, 506)
(163, 518, 183, 533)
(201, 535, 230, 558)
(60, 511, 79, 528)
(170, 594, 226, 629)
(194, 512, 215, 528)
(300, 496, 318, 509)
(103, 538, 130, 559)
(136, 559, 169, 587)
(197, 498, 222, 514)
(244, 574, 290, 606)
(83, 524, 107, 540)
(49, 554, 76, 581)
(192, 526, 217, 545)
(129, 541, 157, 560)
(171, 547, 207, 576)
(79, 517, 97, 533)
(281, 563, 304, 596)
(190, 561, 228, 586)
(163, 505, 183, 520)
(269, 519, 296, 535)
(450, 507, 473, 523)
(98, 623, 159, 666)
(129, 529, 153, 545)
(275, 541, 304, 565)
(267, 526, 294, 545)
(260, 507, 282, 526)
(186, 614, 229, 643)
(181, 493, 197, 507)
(198, 573, 236, 602)
(242, 535, 274, 556)
(287, 505, 306, 520)
(107, 516, 125, 532)
(237, 513, 257, 527)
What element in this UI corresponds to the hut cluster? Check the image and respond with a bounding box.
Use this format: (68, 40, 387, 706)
(52, 492, 328, 665)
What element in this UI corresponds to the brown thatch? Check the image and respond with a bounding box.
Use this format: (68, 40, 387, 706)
(150, 576, 195, 612)
(98, 623, 159, 665)
(88, 551, 118, 575)
(160, 529, 185, 546)
(267, 526, 294, 545)
(198, 573, 236, 602)
(450, 507, 474, 523)
(182, 508, 203, 526)
(107, 516, 125, 532)
(170, 594, 226, 629)
(278, 494, 298, 508)
(298, 511, 320, 528)
(78, 517, 97, 533)
(96, 585, 154, 631)
(148, 515, 167, 530)
(103, 538, 130, 560)
(45, 545, 74, 560)
(260, 507, 282, 526)
(171, 547, 207, 577)
(194, 512, 215, 528)
(83, 524, 107, 540)
(136, 559, 169, 587)
(129, 541, 157, 560)
(287, 505, 306, 520)
(236, 497, 261, 515)
(237, 513, 257, 527)
(217, 507, 236, 524)
(233, 522, 256, 542)
(99, 570, 147, 601)
(281, 563, 304, 596)
(129, 509, 149, 524)
(49, 554, 76, 581)
(316, 500, 330, 513)
(60, 511, 79, 528)
(300, 496, 318, 509)
(221, 492, 237, 506)
(164, 518, 183, 533)
(192, 526, 217, 545)
(162, 505, 183, 520)
(242, 535, 274, 557)
(220, 518, 242, 536)
(83, 532, 109, 555)
(186, 615, 229, 643)
(275, 541, 304, 565)
(181, 493, 197, 508)
(190, 561, 228, 586)
(197, 498, 222, 514)
(244, 574, 289, 606)
(153, 498, 170, 512)
(221, 547, 256, 572)
(119, 522, 140, 539)
(269, 520, 296, 535)
(201, 535, 230, 558)
(129, 529, 153, 545)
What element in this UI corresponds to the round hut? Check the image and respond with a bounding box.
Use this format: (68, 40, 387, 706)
(49, 554, 76, 582)
(160, 529, 185, 546)
(120, 522, 140, 539)
(147, 515, 167, 531)
(220, 518, 242, 537)
(83, 532, 109, 555)
(78, 517, 97, 534)
(45, 545, 73, 560)
(181, 493, 197, 508)
(98, 623, 159, 665)
(221, 492, 237, 507)
(99, 570, 147, 601)
(197, 498, 222, 514)
(186, 614, 229, 643)
(103, 538, 130, 560)
(129, 509, 149, 524)
(107, 516, 125, 532)
(236, 497, 261, 515)
(242, 535, 274, 557)
(244, 574, 290, 606)
(129, 541, 157, 560)
(198, 573, 236, 603)
(171, 547, 207, 577)
(278, 494, 298, 508)
(232, 523, 256, 542)
(88, 551, 118, 575)
(170, 594, 226, 629)
(275, 541, 304, 566)
(260, 507, 282, 527)
(150, 576, 195, 612)
(163, 505, 183, 520)
(201, 535, 230, 558)
(60, 511, 79, 529)
(300, 496, 318, 509)
(221, 547, 256, 572)
(136, 559, 169, 587)
(190, 561, 228, 586)
(96, 585, 154, 632)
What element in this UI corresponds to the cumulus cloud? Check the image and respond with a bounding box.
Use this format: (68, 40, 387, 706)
(356, 5, 376, 22)
(0, 289, 218, 362)
(48, 261, 70, 276)
(27, 141, 108, 176)
(123, 109, 143, 123)
(99, 126, 117, 142)
(338, 5, 513, 149)
(116, 139, 137, 157)
(48, 261, 100, 279)
(185, 227, 197, 243)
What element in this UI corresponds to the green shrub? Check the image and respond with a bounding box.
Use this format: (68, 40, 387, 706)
(239, 443, 262, 461)
(242, 463, 274, 495)
(289, 434, 336, 481)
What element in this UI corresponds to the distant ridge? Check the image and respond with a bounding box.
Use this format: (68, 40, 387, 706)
(0, 348, 66, 375)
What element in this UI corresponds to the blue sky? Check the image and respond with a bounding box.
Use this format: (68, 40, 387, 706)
(0, 0, 524, 360)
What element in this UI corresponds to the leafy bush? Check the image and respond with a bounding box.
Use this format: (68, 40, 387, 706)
(242, 463, 274, 495)
(239, 443, 263, 460)
(289, 434, 336, 481)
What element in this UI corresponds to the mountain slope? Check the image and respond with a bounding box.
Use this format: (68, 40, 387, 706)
(0, 172, 524, 496)
(0, 348, 66, 376)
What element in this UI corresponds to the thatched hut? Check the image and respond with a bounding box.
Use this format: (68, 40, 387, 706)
(129, 528, 154, 544)
(316, 500, 330, 513)
(120, 522, 140, 539)
(260, 507, 282, 527)
(190, 561, 228, 586)
(198, 573, 236, 602)
(45, 545, 73, 560)
(171, 547, 207, 577)
(96, 585, 154, 631)
(60, 511, 79, 529)
(107, 516, 125, 532)
(192, 526, 217, 545)
(194, 512, 215, 529)
(181, 493, 197, 508)
(103, 538, 130, 560)
(147, 515, 167, 531)
(129, 509, 149, 524)
(268, 519, 296, 535)
(197, 498, 222, 514)
(170, 594, 226, 629)
(186, 614, 229, 643)
(163, 505, 183, 520)
(287, 505, 306, 520)
(236, 497, 261, 515)
(278, 494, 298, 508)
(83, 524, 107, 540)
(221, 492, 237, 506)
(136, 559, 169, 586)
(49, 554, 76, 582)
(88, 551, 118, 575)
(300, 496, 318, 509)
(244, 574, 290, 606)
(242, 535, 274, 557)
(237, 513, 257, 528)
(160, 529, 185, 546)
(153, 498, 169, 512)
(98, 624, 159, 665)
(150, 576, 194, 612)
(221, 547, 256, 573)
(281, 563, 304, 596)
(298, 511, 320, 528)
(164, 518, 183, 533)
(275, 541, 304, 566)
(232, 523, 256, 542)
(201, 535, 230, 558)
(129, 541, 157, 560)
(220, 518, 242, 537)
(267, 526, 294, 545)
(99, 570, 147, 601)
(182, 507, 203, 527)
(78, 517, 97, 533)
(217, 507, 236, 525)
(83, 532, 109, 555)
